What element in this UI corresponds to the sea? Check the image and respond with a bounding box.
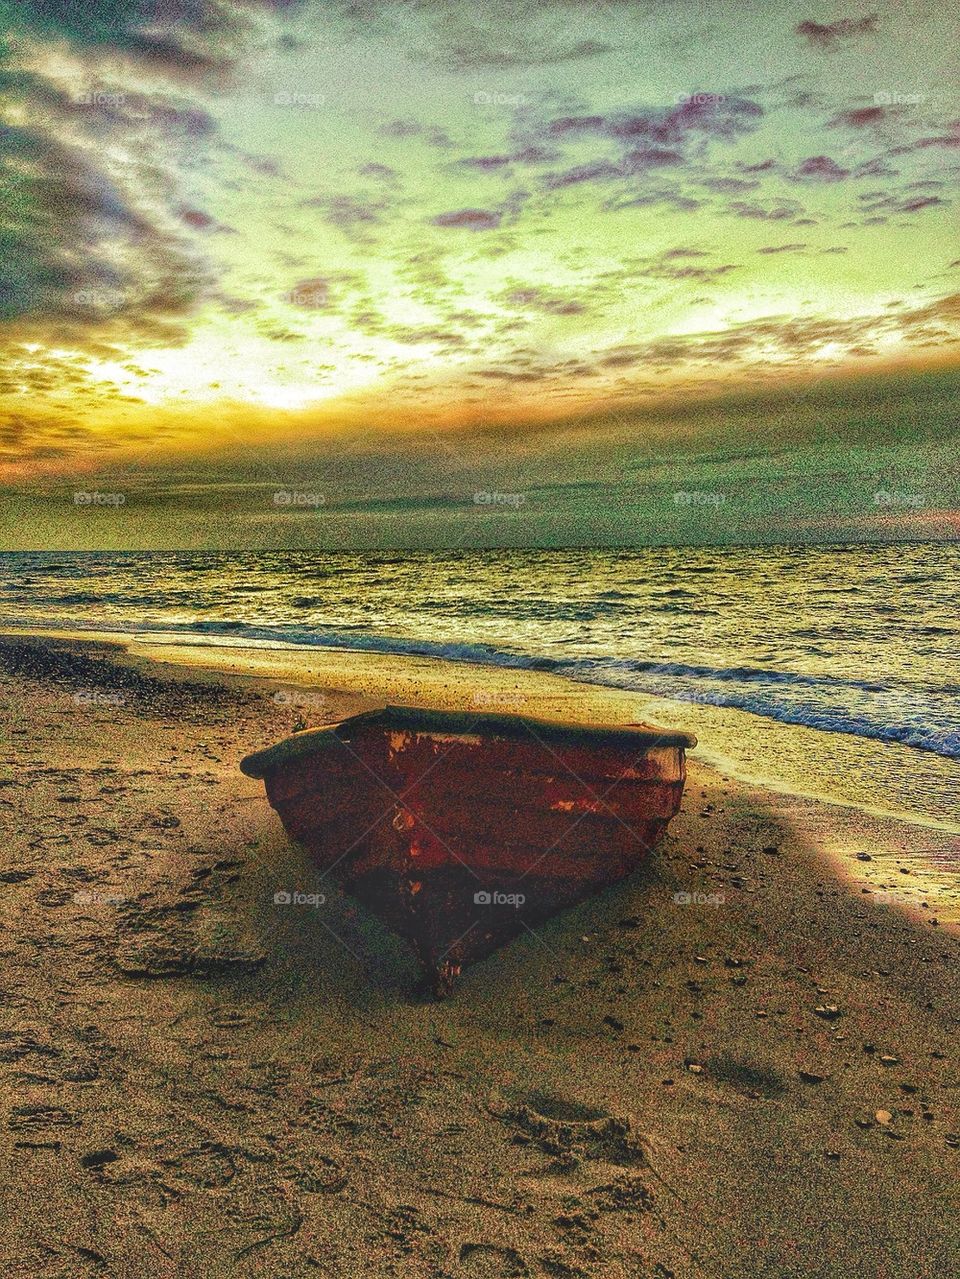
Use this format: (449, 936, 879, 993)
(1, 545, 957, 832)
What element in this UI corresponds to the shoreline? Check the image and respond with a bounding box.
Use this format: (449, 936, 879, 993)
(5, 617, 959, 834)
(7, 623, 960, 923)
(2, 629, 959, 1276)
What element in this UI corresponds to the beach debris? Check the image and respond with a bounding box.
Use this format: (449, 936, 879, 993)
(875, 1110, 893, 1126)
(879, 1054, 900, 1066)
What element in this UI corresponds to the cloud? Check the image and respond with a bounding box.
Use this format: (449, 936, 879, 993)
(795, 14, 878, 49)
(727, 198, 805, 220)
(445, 36, 611, 68)
(757, 243, 807, 254)
(0, 117, 203, 346)
(431, 208, 502, 230)
(501, 287, 587, 315)
(829, 106, 887, 128)
(789, 155, 852, 182)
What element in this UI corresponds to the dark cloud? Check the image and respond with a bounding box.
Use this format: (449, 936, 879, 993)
(0, 118, 203, 345)
(830, 105, 887, 128)
(590, 291, 960, 374)
(445, 36, 610, 68)
(543, 160, 622, 190)
(502, 287, 586, 315)
(378, 119, 451, 147)
(727, 198, 805, 220)
(795, 14, 878, 49)
(456, 154, 515, 171)
(432, 208, 501, 230)
(303, 193, 388, 240)
(790, 155, 851, 181)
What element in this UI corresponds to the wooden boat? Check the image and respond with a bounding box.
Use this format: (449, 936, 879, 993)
(241, 705, 695, 995)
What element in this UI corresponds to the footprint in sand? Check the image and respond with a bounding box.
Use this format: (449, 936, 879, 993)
(497, 1090, 649, 1171)
(455, 1242, 530, 1278)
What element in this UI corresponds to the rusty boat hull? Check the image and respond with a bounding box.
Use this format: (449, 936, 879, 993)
(241, 705, 695, 994)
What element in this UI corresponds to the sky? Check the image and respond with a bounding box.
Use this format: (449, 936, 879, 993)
(1, 0, 958, 547)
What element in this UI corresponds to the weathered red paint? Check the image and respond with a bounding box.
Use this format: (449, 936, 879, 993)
(241, 706, 694, 995)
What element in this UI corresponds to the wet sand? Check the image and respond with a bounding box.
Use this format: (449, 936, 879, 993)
(1, 632, 958, 1278)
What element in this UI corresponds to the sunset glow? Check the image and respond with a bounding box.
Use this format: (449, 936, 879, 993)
(1, 0, 958, 544)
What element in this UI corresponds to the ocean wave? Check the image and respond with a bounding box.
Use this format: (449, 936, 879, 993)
(555, 659, 960, 761)
(4, 609, 955, 762)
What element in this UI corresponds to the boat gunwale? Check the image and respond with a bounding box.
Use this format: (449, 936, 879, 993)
(240, 703, 696, 780)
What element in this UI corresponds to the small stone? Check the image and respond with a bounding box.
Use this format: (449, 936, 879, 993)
(856, 853, 872, 862)
(875, 1110, 893, 1125)
(879, 1055, 900, 1066)
(799, 1070, 826, 1084)
(686, 1064, 703, 1074)
(814, 1005, 842, 1021)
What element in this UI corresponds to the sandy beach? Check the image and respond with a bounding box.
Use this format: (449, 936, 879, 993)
(1, 631, 958, 1279)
